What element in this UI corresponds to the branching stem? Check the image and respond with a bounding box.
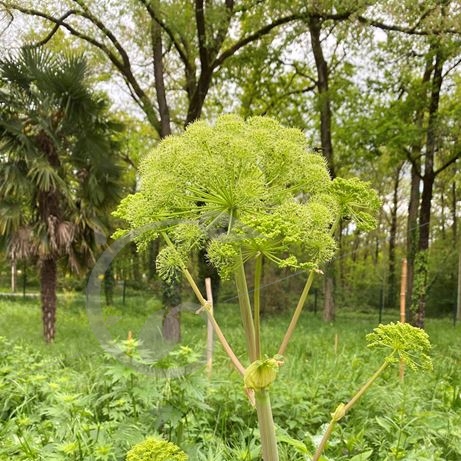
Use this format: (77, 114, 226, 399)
(160, 231, 245, 376)
(235, 250, 257, 362)
(312, 359, 391, 461)
(278, 217, 341, 356)
(278, 270, 315, 356)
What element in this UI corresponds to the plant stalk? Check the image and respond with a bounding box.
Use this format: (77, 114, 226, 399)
(203, 307, 245, 376)
(312, 359, 390, 461)
(235, 250, 257, 361)
(181, 267, 245, 376)
(278, 270, 315, 356)
(254, 253, 263, 359)
(255, 389, 279, 461)
(160, 232, 245, 375)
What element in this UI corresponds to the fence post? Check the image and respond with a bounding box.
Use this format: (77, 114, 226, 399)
(205, 277, 214, 379)
(399, 258, 407, 381)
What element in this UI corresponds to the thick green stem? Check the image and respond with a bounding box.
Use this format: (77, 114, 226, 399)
(235, 250, 257, 361)
(278, 270, 315, 356)
(255, 389, 279, 461)
(254, 253, 263, 359)
(312, 359, 390, 461)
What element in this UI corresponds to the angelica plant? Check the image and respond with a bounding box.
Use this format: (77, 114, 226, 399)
(114, 115, 380, 460)
(126, 436, 188, 461)
(312, 322, 433, 461)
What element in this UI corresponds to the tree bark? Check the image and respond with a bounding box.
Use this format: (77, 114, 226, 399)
(406, 163, 420, 311)
(323, 273, 335, 322)
(405, 50, 433, 314)
(413, 47, 444, 328)
(309, 15, 335, 178)
(147, 239, 159, 281)
(452, 181, 457, 243)
(388, 164, 402, 307)
(152, 19, 171, 138)
(309, 15, 336, 322)
(162, 283, 182, 343)
(40, 257, 57, 343)
(457, 244, 461, 322)
(104, 263, 114, 306)
(11, 259, 17, 293)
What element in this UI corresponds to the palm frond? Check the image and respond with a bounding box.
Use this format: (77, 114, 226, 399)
(0, 201, 25, 235)
(7, 226, 35, 260)
(27, 161, 66, 192)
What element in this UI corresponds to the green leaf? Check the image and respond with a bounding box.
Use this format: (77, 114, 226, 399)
(349, 449, 373, 461)
(277, 433, 310, 455)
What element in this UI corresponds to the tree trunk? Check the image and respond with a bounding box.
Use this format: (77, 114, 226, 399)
(162, 283, 182, 343)
(412, 47, 444, 328)
(11, 259, 17, 293)
(130, 242, 141, 282)
(406, 163, 420, 312)
(388, 165, 402, 307)
(147, 239, 159, 281)
(308, 15, 335, 178)
(104, 263, 115, 306)
(40, 257, 57, 343)
(198, 248, 220, 307)
(457, 244, 461, 322)
(151, 18, 183, 340)
(309, 15, 336, 321)
(405, 51, 433, 313)
(323, 272, 335, 322)
(452, 182, 457, 243)
(152, 19, 171, 138)
(440, 189, 446, 239)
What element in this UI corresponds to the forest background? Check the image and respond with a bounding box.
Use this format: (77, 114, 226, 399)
(1, 0, 461, 338)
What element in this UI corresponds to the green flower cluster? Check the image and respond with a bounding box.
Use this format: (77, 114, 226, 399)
(126, 436, 188, 461)
(366, 322, 433, 371)
(115, 115, 380, 282)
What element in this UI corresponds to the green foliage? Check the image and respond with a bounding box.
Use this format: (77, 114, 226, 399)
(0, 299, 460, 460)
(0, 46, 125, 261)
(366, 322, 433, 371)
(126, 437, 188, 461)
(330, 178, 381, 232)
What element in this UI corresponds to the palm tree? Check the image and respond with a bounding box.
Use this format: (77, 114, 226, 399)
(0, 48, 124, 342)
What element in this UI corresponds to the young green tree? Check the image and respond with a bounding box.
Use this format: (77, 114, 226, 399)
(0, 48, 124, 342)
(114, 115, 380, 460)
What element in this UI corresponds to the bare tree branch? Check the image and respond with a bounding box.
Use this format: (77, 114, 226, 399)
(195, 0, 208, 70)
(137, 0, 190, 71)
(213, 14, 300, 69)
(2, 2, 161, 132)
(357, 15, 461, 36)
(435, 153, 460, 176)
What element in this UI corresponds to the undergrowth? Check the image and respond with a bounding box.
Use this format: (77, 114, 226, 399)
(0, 298, 460, 460)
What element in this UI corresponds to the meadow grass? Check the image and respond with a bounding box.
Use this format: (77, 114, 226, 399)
(0, 295, 460, 460)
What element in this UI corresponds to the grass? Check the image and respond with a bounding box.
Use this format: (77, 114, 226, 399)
(0, 294, 460, 460)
